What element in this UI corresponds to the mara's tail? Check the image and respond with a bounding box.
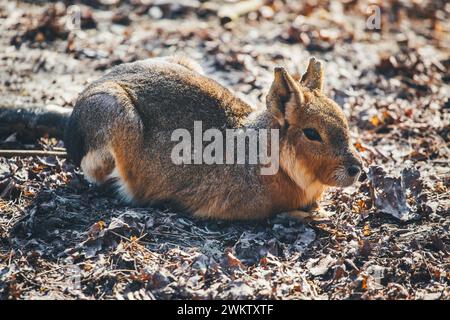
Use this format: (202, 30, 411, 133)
(0, 104, 72, 141)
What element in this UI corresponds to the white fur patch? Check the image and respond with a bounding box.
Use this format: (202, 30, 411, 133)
(106, 168, 135, 204)
(280, 145, 324, 203)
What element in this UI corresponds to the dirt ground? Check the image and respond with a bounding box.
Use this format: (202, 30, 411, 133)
(0, 0, 449, 300)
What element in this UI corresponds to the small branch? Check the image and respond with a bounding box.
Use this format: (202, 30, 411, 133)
(0, 149, 67, 158)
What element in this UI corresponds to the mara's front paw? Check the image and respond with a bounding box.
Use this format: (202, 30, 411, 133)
(310, 207, 334, 222)
(288, 207, 333, 223)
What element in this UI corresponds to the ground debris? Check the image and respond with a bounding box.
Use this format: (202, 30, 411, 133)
(0, 0, 448, 300)
(368, 165, 430, 221)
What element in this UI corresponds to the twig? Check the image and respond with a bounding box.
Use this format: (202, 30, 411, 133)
(0, 149, 67, 158)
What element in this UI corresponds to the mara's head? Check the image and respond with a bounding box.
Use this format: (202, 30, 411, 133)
(267, 57, 362, 188)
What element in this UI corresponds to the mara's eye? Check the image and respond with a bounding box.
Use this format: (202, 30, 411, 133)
(303, 128, 322, 142)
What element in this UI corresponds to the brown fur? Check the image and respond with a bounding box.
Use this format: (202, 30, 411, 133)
(64, 56, 362, 220)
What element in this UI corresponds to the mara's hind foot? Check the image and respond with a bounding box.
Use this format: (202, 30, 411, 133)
(80, 148, 115, 185)
(80, 147, 134, 203)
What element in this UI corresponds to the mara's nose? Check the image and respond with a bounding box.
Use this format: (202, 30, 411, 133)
(347, 165, 361, 177)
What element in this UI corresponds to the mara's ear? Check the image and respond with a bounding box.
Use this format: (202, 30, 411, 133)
(267, 66, 304, 127)
(301, 57, 324, 92)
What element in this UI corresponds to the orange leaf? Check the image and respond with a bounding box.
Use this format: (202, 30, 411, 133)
(97, 220, 106, 230)
(354, 142, 367, 152)
(370, 115, 380, 127)
(260, 257, 268, 266)
(226, 252, 243, 267)
(363, 224, 371, 237)
(361, 276, 368, 290)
